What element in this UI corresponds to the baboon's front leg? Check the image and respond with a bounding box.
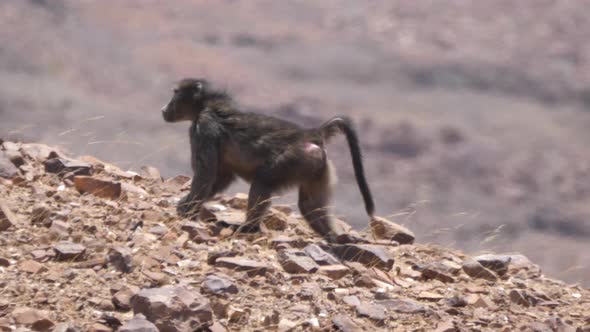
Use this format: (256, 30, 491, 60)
(238, 181, 272, 233)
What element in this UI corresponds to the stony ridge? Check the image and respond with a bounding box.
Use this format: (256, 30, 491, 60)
(0, 140, 588, 331)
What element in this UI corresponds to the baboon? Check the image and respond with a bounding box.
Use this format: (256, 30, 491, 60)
(161, 78, 374, 241)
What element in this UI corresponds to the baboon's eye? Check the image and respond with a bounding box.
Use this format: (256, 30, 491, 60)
(173, 88, 179, 94)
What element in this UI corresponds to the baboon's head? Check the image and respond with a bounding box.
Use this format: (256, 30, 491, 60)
(161, 78, 210, 122)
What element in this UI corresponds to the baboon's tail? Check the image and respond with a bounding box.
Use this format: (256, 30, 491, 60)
(319, 116, 375, 217)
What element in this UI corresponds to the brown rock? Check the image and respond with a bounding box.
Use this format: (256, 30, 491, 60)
(201, 274, 239, 295)
(112, 285, 140, 311)
(509, 289, 533, 307)
(422, 264, 456, 283)
(139, 166, 162, 181)
(0, 151, 19, 179)
(318, 264, 350, 280)
(215, 257, 269, 277)
(433, 320, 458, 332)
(53, 241, 86, 261)
(12, 307, 54, 330)
(376, 299, 426, 314)
(52, 322, 81, 332)
(473, 254, 511, 276)
(269, 235, 306, 249)
(73, 176, 122, 199)
(108, 246, 133, 273)
(278, 249, 319, 274)
(227, 193, 248, 209)
(332, 314, 364, 332)
(142, 270, 168, 284)
(262, 209, 288, 231)
(19, 143, 60, 160)
(462, 259, 498, 281)
(89, 323, 112, 332)
(181, 221, 214, 242)
(303, 244, 339, 265)
(118, 314, 158, 332)
(342, 295, 361, 307)
(43, 157, 92, 177)
(356, 302, 386, 321)
(0, 200, 17, 231)
(19, 260, 47, 274)
(131, 285, 213, 331)
(30, 205, 51, 227)
(370, 216, 415, 244)
(49, 220, 70, 237)
(332, 244, 394, 271)
(0, 257, 9, 267)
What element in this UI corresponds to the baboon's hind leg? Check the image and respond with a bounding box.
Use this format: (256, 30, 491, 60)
(298, 166, 334, 239)
(239, 181, 273, 233)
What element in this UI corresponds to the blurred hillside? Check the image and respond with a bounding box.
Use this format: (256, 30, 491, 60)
(0, 1, 589, 285)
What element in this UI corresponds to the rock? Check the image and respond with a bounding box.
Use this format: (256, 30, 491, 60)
(421, 263, 456, 283)
(73, 176, 122, 199)
(209, 321, 228, 332)
(318, 264, 350, 280)
(215, 257, 269, 277)
(509, 289, 533, 307)
(12, 307, 54, 331)
(278, 249, 319, 274)
(227, 193, 248, 209)
(433, 320, 457, 332)
(332, 244, 394, 271)
(0, 200, 17, 231)
(278, 318, 297, 332)
(108, 246, 133, 273)
(49, 220, 70, 237)
(52, 322, 81, 332)
(473, 254, 511, 276)
(495, 254, 541, 274)
(369, 216, 415, 244)
(43, 157, 92, 177)
(131, 285, 213, 331)
(201, 274, 239, 295)
(118, 314, 158, 332)
(269, 235, 306, 249)
(262, 209, 288, 231)
(30, 205, 51, 227)
(376, 299, 426, 314)
(181, 221, 214, 242)
(112, 285, 140, 311)
(356, 302, 386, 321)
(53, 241, 86, 261)
(207, 251, 238, 265)
(139, 166, 162, 181)
(142, 270, 167, 284)
(332, 314, 363, 332)
(342, 295, 361, 307)
(0, 257, 9, 267)
(0, 151, 19, 178)
(19, 143, 60, 160)
(462, 259, 498, 281)
(19, 260, 47, 274)
(303, 244, 339, 265)
(88, 323, 112, 332)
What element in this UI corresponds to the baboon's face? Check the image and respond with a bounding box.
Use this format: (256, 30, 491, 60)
(161, 78, 208, 122)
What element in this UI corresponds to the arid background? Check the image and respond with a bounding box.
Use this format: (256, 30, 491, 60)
(1, 1, 589, 286)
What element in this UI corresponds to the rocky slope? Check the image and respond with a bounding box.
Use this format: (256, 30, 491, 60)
(0, 141, 588, 331)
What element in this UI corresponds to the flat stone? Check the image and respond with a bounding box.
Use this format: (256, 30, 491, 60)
(73, 176, 122, 199)
(49, 220, 71, 237)
(201, 274, 239, 295)
(462, 259, 498, 281)
(370, 216, 415, 244)
(131, 285, 213, 331)
(509, 289, 533, 307)
(356, 302, 386, 321)
(19, 143, 60, 160)
(12, 307, 54, 330)
(0, 151, 19, 179)
(30, 205, 51, 227)
(473, 254, 511, 276)
(0, 200, 17, 231)
(318, 264, 350, 280)
(0, 257, 9, 267)
(112, 285, 140, 311)
(226, 193, 248, 210)
(53, 322, 81, 332)
(215, 257, 269, 277)
(262, 209, 288, 231)
(303, 244, 339, 265)
(269, 235, 306, 249)
(278, 249, 319, 274)
(89, 323, 112, 332)
(43, 157, 92, 177)
(53, 241, 86, 261)
(108, 246, 133, 273)
(377, 299, 426, 314)
(139, 166, 162, 180)
(421, 263, 456, 283)
(331, 314, 363, 332)
(118, 314, 158, 332)
(331, 244, 394, 271)
(181, 221, 214, 242)
(19, 260, 47, 274)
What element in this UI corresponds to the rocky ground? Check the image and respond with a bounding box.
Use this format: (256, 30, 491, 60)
(1, 142, 589, 331)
